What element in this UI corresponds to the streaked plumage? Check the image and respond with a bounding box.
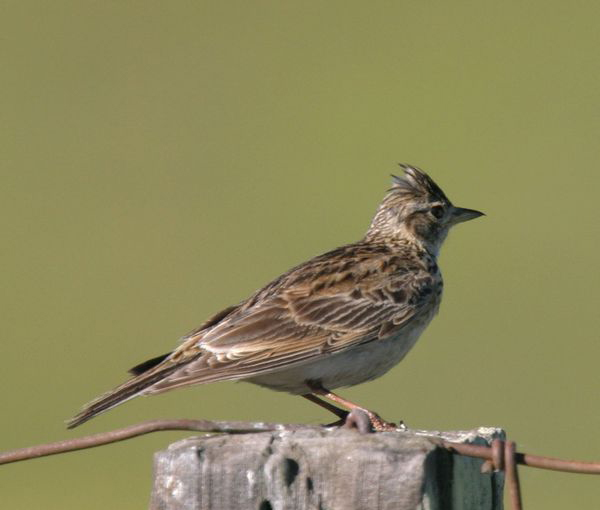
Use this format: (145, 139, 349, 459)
(68, 165, 482, 429)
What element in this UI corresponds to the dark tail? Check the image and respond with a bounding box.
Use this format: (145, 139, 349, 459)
(128, 353, 170, 376)
(67, 355, 180, 429)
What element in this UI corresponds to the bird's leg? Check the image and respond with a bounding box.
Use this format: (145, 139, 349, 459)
(302, 393, 349, 426)
(305, 381, 398, 432)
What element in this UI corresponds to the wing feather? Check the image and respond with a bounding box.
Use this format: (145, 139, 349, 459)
(147, 244, 439, 394)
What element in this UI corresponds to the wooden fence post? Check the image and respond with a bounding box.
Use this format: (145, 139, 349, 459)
(150, 427, 504, 510)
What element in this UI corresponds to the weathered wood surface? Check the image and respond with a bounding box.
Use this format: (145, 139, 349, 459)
(150, 426, 504, 510)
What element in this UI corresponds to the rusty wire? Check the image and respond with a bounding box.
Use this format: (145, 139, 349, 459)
(440, 436, 600, 510)
(1, 417, 599, 510)
(0, 419, 315, 465)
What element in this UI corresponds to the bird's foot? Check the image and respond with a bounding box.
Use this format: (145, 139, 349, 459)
(340, 408, 399, 433)
(364, 410, 398, 432)
(303, 383, 402, 432)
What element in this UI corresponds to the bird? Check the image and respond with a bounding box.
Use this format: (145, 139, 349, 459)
(68, 164, 483, 431)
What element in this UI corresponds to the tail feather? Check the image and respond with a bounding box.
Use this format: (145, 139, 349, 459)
(67, 360, 182, 429)
(128, 353, 170, 376)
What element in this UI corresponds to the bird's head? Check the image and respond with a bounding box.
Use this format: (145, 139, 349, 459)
(366, 164, 483, 256)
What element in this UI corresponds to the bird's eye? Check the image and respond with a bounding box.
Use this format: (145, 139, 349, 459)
(430, 205, 445, 219)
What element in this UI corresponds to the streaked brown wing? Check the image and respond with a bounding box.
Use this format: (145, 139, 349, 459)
(147, 254, 435, 394)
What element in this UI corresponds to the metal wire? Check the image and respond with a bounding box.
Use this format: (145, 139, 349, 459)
(1, 417, 598, 510)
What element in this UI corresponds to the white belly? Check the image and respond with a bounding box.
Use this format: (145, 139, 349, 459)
(247, 321, 430, 394)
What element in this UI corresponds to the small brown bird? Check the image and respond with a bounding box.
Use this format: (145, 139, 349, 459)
(68, 165, 483, 430)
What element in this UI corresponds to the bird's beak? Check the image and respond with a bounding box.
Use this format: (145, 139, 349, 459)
(449, 207, 485, 225)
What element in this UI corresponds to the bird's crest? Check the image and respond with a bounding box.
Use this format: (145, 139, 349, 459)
(365, 164, 452, 242)
(390, 164, 449, 203)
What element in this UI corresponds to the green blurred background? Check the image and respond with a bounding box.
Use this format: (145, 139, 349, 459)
(2, 2, 599, 508)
